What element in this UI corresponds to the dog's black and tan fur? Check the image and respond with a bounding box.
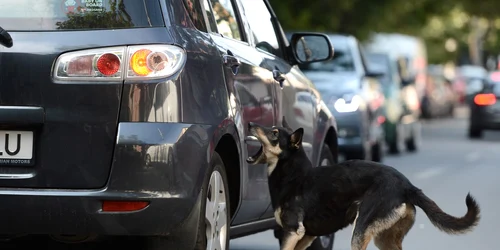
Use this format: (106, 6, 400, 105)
(246, 118, 480, 250)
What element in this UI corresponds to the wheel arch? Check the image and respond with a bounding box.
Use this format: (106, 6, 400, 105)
(209, 119, 242, 222)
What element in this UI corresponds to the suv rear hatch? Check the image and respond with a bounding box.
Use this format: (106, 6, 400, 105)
(0, 0, 164, 189)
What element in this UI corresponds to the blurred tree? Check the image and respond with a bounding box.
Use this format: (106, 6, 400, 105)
(269, 0, 500, 65)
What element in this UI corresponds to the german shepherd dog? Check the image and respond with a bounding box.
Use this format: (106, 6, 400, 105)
(246, 118, 480, 250)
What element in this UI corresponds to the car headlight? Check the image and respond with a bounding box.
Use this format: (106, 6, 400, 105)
(333, 94, 362, 113)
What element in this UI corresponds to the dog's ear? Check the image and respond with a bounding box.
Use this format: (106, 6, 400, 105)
(290, 128, 304, 149)
(282, 116, 293, 132)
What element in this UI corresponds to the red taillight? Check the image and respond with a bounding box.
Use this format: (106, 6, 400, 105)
(474, 93, 496, 106)
(96, 53, 121, 76)
(67, 55, 93, 76)
(53, 45, 186, 83)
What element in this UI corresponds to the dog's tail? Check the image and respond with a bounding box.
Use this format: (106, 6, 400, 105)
(407, 188, 480, 234)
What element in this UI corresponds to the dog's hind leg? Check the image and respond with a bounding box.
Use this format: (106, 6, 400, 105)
(374, 204, 416, 250)
(280, 222, 306, 250)
(351, 202, 408, 250)
(293, 235, 316, 250)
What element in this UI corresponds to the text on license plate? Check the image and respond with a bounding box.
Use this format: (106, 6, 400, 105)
(0, 131, 34, 166)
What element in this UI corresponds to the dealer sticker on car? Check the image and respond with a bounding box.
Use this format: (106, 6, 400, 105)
(0, 131, 34, 166)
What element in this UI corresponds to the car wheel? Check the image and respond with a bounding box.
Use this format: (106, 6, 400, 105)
(371, 141, 383, 162)
(448, 104, 455, 117)
(145, 152, 230, 250)
(468, 125, 483, 139)
(406, 123, 421, 152)
(307, 144, 335, 250)
(194, 152, 230, 250)
(388, 124, 404, 155)
(145, 154, 152, 167)
(307, 234, 334, 250)
(345, 143, 369, 160)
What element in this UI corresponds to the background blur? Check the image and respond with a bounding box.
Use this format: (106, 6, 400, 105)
(270, 0, 500, 68)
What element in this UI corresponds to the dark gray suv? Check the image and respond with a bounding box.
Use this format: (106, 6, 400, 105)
(0, 0, 338, 249)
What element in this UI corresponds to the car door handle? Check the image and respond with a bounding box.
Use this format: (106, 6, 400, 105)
(272, 68, 285, 88)
(223, 51, 241, 75)
(244, 135, 261, 146)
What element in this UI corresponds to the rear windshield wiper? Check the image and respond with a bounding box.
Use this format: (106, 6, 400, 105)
(0, 26, 13, 48)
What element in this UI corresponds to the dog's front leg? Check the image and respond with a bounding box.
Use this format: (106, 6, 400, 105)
(294, 235, 316, 250)
(280, 222, 306, 250)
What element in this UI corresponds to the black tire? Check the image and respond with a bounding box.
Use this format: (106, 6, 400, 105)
(448, 104, 455, 117)
(145, 154, 152, 167)
(194, 152, 230, 250)
(308, 234, 334, 250)
(308, 144, 335, 250)
(147, 152, 230, 250)
(345, 151, 365, 160)
(468, 125, 483, 139)
(388, 124, 404, 155)
(345, 145, 368, 160)
(371, 141, 383, 163)
(406, 124, 420, 152)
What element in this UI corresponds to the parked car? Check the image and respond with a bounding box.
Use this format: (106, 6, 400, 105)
(300, 34, 385, 162)
(468, 71, 500, 138)
(0, 0, 339, 249)
(421, 67, 457, 119)
(458, 65, 489, 104)
(364, 33, 429, 103)
(365, 52, 422, 154)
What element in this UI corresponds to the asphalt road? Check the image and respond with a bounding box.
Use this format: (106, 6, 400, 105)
(231, 107, 498, 250)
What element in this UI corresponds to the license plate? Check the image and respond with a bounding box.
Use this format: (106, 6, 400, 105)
(0, 131, 34, 166)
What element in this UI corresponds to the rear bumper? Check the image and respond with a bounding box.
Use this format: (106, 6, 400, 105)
(0, 122, 215, 247)
(335, 111, 365, 152)
(470, 106, 500, 129)
(0, 189, 201, 236)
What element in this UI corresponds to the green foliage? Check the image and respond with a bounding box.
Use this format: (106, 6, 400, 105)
(269, 0, 500, 64)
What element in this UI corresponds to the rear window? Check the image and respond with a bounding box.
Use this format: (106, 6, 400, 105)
(0, 0, 164, 31)
(366, 54, 393, 84)
(366, 54, 390, 74)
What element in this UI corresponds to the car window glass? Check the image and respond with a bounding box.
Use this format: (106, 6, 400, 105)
(365, 54, 391, 84)
(0, 0, 163, 31)
(203, 0, 218, 32)
(182, 0, 208, 32)
(235, 84, 256, 106)
(208, 0, 241, 40)
(493, 85, 500, 95)
(358, 44, 371, 72)
(239, 0, 282, 57)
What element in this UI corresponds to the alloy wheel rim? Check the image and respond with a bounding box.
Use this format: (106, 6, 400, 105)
(320, 235, 331, 248)
(205, 170, 228, 250)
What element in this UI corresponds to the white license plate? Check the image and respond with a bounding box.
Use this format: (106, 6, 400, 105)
(0, 131, 34, 166)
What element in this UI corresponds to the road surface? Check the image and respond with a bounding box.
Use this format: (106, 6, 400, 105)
(231, 108, 497, 250)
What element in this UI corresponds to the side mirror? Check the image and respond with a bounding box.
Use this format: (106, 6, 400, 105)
(289, 33, 334, 65)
